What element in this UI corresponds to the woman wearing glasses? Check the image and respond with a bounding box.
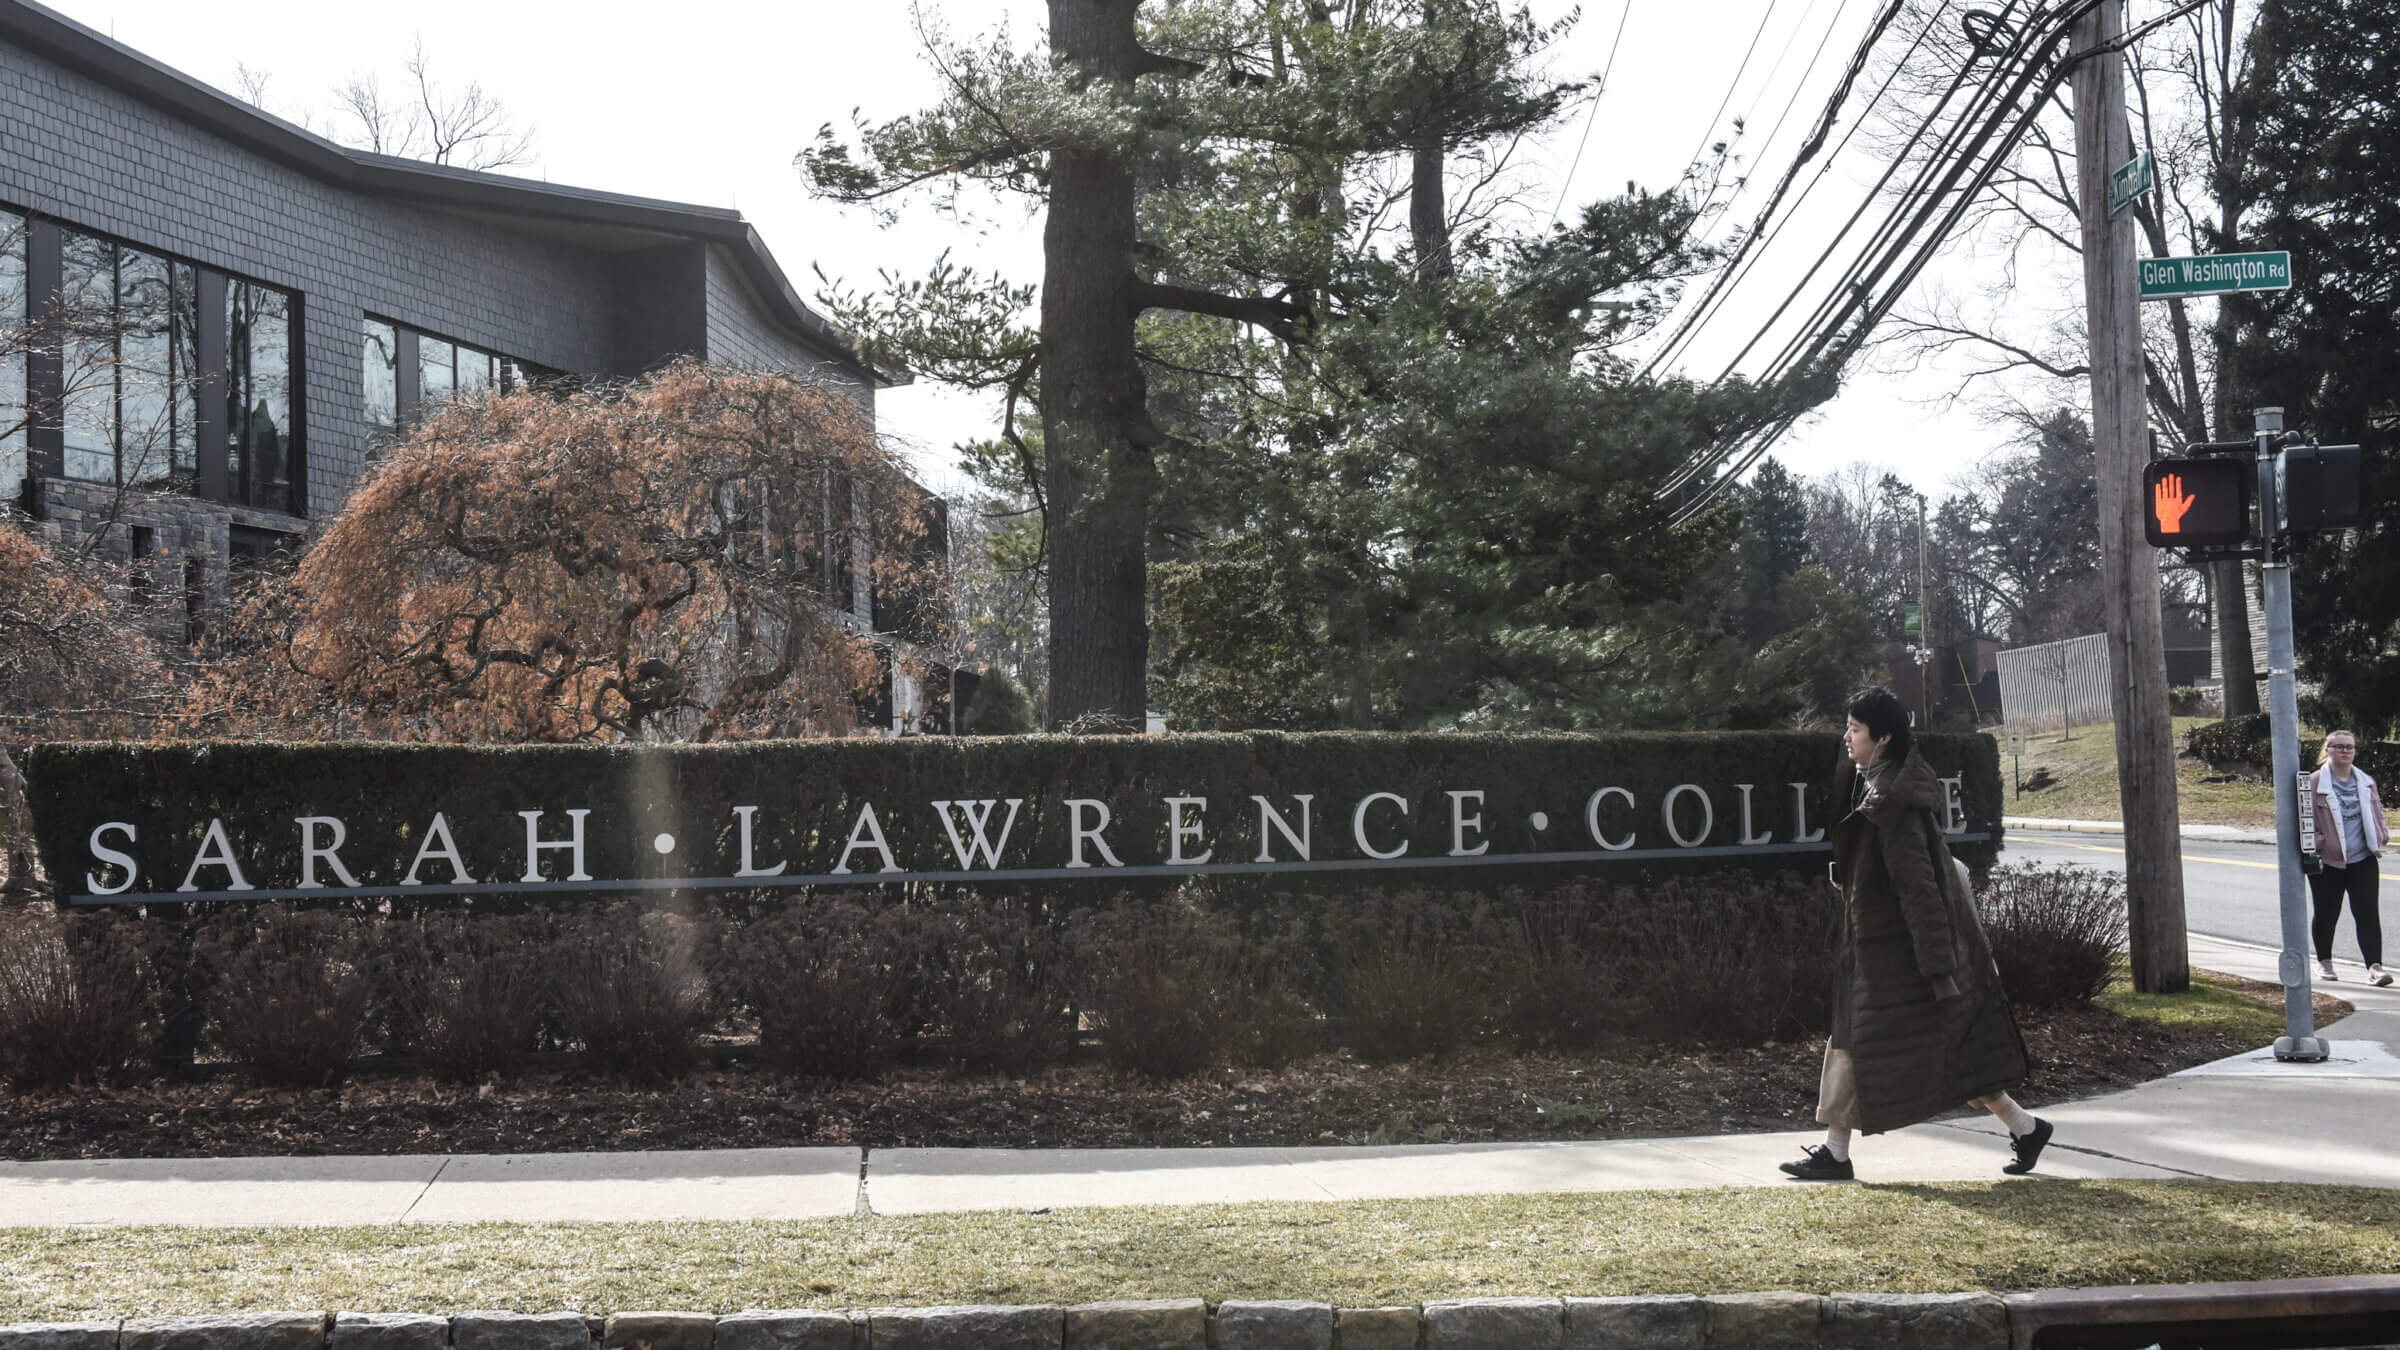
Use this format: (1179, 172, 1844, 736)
(2309, 731, 2391, 987)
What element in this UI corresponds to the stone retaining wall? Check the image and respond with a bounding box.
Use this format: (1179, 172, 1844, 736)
(0, 1294, 2012, 1350)
(10, 1284, 2397, 1350)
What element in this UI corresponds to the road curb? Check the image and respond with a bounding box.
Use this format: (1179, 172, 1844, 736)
(2003, 816, 2277, 844)
(7, 1282, 2396, 1350)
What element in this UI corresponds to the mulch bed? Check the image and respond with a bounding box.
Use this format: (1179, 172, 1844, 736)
(0, 990, 2319, 1162)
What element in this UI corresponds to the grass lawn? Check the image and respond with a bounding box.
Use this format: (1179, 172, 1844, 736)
(0, 889, 2368, 1323)
(1990, 718, 2277, 829)
(4, 1181, 2397, 1320)
(2096, 966, 2349, 1043)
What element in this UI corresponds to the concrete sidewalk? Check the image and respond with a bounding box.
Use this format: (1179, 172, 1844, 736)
(2, 934, 2391, 1228)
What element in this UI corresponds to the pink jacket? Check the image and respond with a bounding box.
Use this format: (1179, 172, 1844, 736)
(2311, 765, 2390, 867)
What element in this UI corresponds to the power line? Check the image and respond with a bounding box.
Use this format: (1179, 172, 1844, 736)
(1641, 0, 1932, 378)
(1721, 0, 1846, 195)
(1669, 0, 1848, 267)
(1675, 0, 1790, 190)
(1546, 0, 1636, 228)
(1670, 9, 2102, 514)
(1747, 0, 2065, 384)
(1667, 0, 2111, 520)
(1721, 2, 2039, 388)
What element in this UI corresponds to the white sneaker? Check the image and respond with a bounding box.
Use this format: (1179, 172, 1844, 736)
(2318, 959, 2340, 982)
(2370, 964, 2395, 988)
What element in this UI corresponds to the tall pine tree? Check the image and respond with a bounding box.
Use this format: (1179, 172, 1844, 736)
(2229, 0, 2400, 735)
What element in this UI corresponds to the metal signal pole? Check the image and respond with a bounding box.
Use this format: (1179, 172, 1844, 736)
(2254, 406, 2327, 1060)
(2073, 0, 2189, 992)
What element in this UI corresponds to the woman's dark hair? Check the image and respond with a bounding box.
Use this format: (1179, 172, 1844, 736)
(1846, 686, 1913, 761)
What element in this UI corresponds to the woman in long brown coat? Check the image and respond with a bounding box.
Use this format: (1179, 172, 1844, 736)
(1780, 687, 2053, 1181)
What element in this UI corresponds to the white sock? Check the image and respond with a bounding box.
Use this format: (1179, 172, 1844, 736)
(1986, 1095, 2037, 1136)
(1823, 1126, 1852, 1161)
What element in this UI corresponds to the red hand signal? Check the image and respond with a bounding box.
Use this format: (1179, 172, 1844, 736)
(2152, 472, 2195, 534)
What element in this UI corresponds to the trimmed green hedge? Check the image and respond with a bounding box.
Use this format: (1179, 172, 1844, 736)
(19, 732, 2002, 903)
(2186, 715, 2399, 781)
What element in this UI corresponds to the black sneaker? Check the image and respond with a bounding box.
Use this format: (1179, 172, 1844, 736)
(2003, 1117, 2053, 1175)
(1778, 1144, 1854, 1181)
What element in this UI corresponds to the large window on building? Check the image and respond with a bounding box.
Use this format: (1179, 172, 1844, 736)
(372, 317, 557, 442)
(58, 227, 200, 491)
(6, 208, 308, 517)
(417, 333, 512, 407)
(1, 210, 25, 504)
(363, 317, 398, 457)
(227, 279, 299, 513)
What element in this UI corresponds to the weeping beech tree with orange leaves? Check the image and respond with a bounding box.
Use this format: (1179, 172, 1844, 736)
(203, 362, 945, 742)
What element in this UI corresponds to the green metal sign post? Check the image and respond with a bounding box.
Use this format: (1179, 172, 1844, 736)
(2138, 251, 2293, 301)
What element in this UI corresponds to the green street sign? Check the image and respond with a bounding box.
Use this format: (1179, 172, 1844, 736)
(2139, 251, 2292, 300)
(2108, 152, 2152, 216)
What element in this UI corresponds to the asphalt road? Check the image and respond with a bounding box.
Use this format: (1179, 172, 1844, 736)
(2001, 827, 2397, 956)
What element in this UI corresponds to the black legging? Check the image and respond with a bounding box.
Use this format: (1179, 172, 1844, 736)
(2310, 857, 2384, 967)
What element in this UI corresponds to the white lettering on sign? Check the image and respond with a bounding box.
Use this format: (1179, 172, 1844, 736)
(87, 821, 138, 895)
(1789, 782, 1825, 843)
(402, 813, 472, 886)
(1941, 777, 1968, 834)
(932, 798, 1023, 870)
(296, 816, 361, 889)
(1252, 795, 1314, 862)
(831, 802, 901, 875)
(1063, 798, 1125, 869)
(1446, 789, 1489, 857)
(519, 809, 592, 883)
(1164, 797, 1212, 865)
(732, 805, 788, 877)
(1662, 784, 1714, 848)
(1585, 787, 1636, 851)
(1352, 792, 1410, 860)
(64, 771, 1998, 899)
(177, 818, 253, 893)
(1735, 784, 1772, 846)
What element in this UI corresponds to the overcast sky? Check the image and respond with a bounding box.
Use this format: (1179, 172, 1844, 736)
(45, 0, 2051, 502)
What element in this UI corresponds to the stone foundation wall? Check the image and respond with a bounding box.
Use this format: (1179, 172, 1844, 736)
(8, 1280, 2399, 1350)
(0, 1293, 2017, 1350)
(30, 476, 312, 627)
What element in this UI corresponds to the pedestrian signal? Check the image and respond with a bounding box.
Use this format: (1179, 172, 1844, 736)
(2278, 443, 2365, 532)
(2143, 457, 2251, 548)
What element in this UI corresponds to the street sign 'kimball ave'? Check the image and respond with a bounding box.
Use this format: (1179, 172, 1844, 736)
(2138, 251, 2293, 301)
(2107, 151, 2153, 216)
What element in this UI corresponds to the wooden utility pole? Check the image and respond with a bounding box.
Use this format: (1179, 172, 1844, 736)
(1917, 491, 1933, 729)
(2072, 0, 2189, 992)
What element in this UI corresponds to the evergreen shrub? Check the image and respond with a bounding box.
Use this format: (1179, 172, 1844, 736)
(959, 668, 1039, 735)
(2186, 714, 2273, 776)
(2186, 713, 2397, 780)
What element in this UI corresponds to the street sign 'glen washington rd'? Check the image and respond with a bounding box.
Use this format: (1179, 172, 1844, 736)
(2139, 251, 2293, 301)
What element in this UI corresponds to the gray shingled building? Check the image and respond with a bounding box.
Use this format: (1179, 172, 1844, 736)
(0, 0, 968, 727)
